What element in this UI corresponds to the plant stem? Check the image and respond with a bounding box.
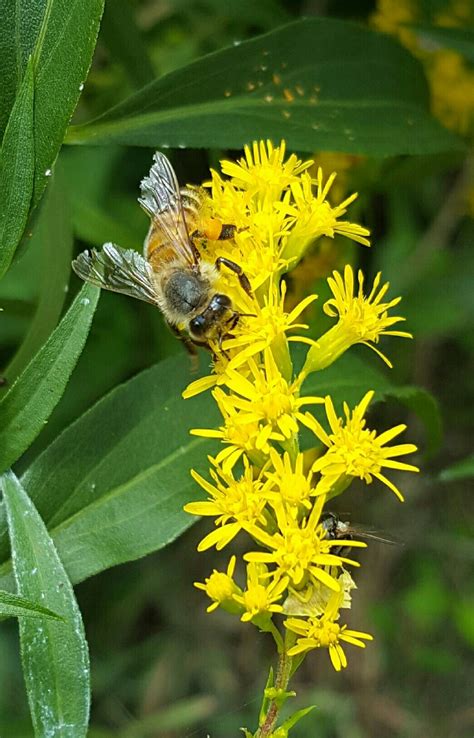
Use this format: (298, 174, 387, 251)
(256, 650, 293, 737)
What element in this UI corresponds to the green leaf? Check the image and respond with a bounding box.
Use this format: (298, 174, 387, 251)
(4, 167, 73, 384)
(280, 704, 316, 732)
(0, 0, 104, 274)
(101, 0, 155, 89)
(0, 0, 40, 135)
(439, 453, 474, 482)
(411, 24, 474, 62)
(65, 18, 462, 155)
(29, 0, 105, 206)
(0, 57, 35, 280)
(0, 354, 219, 588)
(1, 470, 90, 738)
(0, 283, 100, 474)
(0, 589, 63, 621)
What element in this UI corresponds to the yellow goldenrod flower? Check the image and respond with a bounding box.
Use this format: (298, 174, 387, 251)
(279, 170, 370, 266)
(243, 496, 365, 592)
(220, 139, 312, 203)
(263, 448, 318, 512)
(285, 591, 373, 671)
(201, 140, 371, 300)
(190, 387, 284, 472)
(217, 349, 324, 441)
(185, 459, 269, 551)
(180, 141, 418, 706)
(223, 281, 318, 373)
(194, 556, 243, 614)
(303, 264, 411, 373)
(233, 562, 289, 623)
(306, 391, 419, 501)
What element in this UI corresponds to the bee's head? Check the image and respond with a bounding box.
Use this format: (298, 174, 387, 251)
(189, 294, 232, 339)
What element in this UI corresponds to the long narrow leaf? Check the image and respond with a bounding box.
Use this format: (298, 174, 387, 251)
(2, 470, 90, 738)
(0, 57, 35, 279)
(4, 167, 73, 384)
(66, 18, 462, 155)
(0, 0, 104, 271)
(0, 283, 100, 473)
(29, 0, 105, 205)
(0, 589, 63, 621)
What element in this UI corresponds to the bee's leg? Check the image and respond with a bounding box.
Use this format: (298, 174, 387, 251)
(217, 224, 237, 240)
(215, 256, 252, 295)
(216, 331, 230, 359)
(191, 224, 237, 241)
(167, 322, 203, 372)
(167, 322, 197, 355)
(226, 311, 240, 332)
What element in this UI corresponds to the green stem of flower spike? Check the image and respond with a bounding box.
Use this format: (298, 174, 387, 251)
(271, 333, 293, 384)
(255, 649, 294, 738)
(302, 323, 351, 374)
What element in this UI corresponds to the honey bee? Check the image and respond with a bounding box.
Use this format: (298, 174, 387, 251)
(72, 152, 251, 353)
(322, 512, 396, 557)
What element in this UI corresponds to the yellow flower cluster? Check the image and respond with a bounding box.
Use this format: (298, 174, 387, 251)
(183, 141, 418, 673)
(371, 0, 474, 134)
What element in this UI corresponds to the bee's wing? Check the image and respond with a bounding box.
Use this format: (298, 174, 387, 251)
(349, 526, 399, 546)
(72, 243, 159, 306)
(138, 152, 198, 266)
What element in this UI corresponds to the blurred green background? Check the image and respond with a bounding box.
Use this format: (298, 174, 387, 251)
(1, 0, 473, 736)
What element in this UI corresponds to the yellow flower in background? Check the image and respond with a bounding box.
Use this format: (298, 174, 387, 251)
(303, 265, 412, 372)
(285, 591, 373, 671)
(306, 391, 419, 501)
(371, 0, 418, 48)
(371, 0, 474, 134)
(430, 50, 474, 134)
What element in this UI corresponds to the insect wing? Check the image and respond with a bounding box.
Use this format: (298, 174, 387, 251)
(139, 152, 197, 266)
(348, 527, 398, 546)
(72, 243, 159, 306)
